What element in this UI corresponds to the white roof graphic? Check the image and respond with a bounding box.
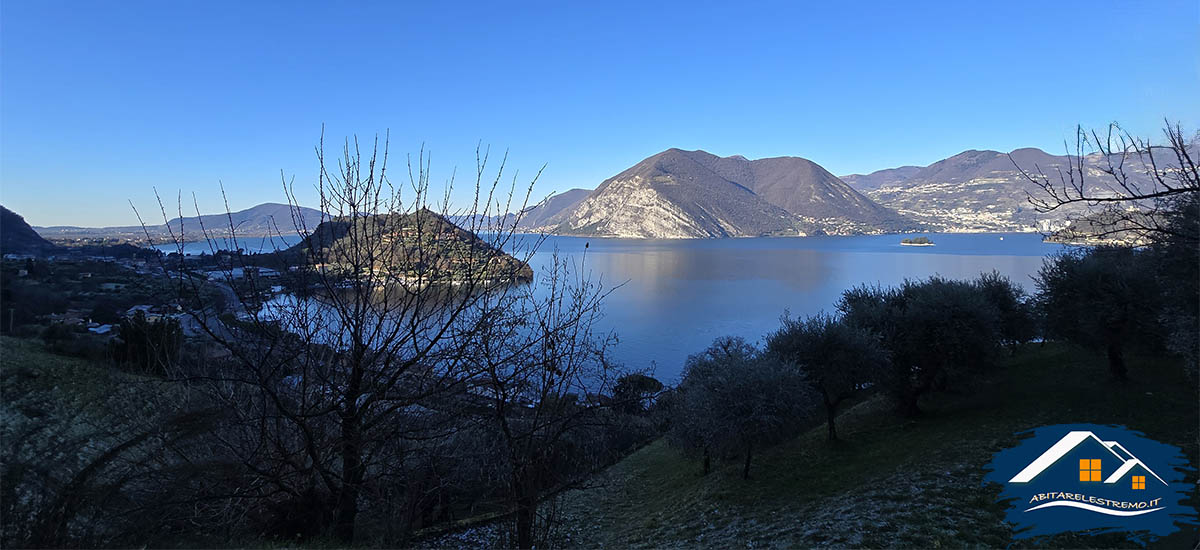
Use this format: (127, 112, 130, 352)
(1009, 430, 1166, 485)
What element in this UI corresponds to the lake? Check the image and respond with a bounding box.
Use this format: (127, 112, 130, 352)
(515, 232, 1067, 384)
(151, 235, 304, 256)
(174, 232, 1068, 384)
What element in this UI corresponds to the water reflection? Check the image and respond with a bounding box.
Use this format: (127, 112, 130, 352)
(519, 233, 1064, 384)
(255, 232, 1065, 385)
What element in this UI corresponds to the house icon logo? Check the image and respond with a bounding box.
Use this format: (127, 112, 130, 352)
(983, 424, 1196, 542)
(1009, 430, 1168, 515)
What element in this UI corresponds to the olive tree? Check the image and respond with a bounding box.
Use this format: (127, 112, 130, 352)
(1035, 246, 1160, 381)
(667, 337, 816, 479)
(839, 277, 1001, 417)
(1149, 193, 1199, 378)
(973, 271, 1038, 350)
(612, 373, 664, 415)
(766, 313, 886, 441)
(1020, 121, 1198, 380)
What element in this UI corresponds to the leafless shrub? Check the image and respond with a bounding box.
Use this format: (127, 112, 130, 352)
(133, 132, 621, 546)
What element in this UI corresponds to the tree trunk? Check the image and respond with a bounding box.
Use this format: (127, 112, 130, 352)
(333, 464, 361, 542)
(742, 444, 753, 480)
(1107, 338, 1128, 381)
(334, 410, 364, 542)
(515, 493, 535, 549)
(823, 393, 839, 441)
(897, 366, 937, 417)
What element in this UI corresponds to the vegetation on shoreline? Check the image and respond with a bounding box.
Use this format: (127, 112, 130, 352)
(899, 236, 933, 245)
(286, 208, 533, 284)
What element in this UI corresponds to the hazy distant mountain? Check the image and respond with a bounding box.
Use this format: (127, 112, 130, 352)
(442, 189, 591, 232)
(547, 149, 915, 238)
(1, 205, 57, 255)
(840, 148, 1140, 231)
(840, 166, 922, 192)
(163, 203, 326, 235)
(36, 203, 326, 241)
(515, 188, 591, 228)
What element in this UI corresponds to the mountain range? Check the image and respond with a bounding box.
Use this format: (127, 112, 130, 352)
(520, 149, 917, 238)
(840, 147, 1177, 232)
(35, 203, 326, 241)
(25, 144, 1177, 243)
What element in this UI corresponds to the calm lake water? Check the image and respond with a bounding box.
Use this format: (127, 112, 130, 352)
(516, 233, 1067, 383)
(151, 235, 304, 255)
(170, 232, 1068, 384)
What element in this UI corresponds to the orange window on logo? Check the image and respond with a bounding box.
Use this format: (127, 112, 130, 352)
(1132, 476, 1146, 490)
(1079, 459, 1102, 482)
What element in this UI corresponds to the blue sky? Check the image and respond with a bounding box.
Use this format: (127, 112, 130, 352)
(2, 1, 1197, 226)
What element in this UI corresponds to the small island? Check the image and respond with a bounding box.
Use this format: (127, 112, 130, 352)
(900, 236, 934, 246)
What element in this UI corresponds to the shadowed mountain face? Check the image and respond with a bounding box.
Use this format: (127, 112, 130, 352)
(512, 188, 591, 229)
(1, 206, 56, 255)
(545, 149, 915, 238)
(840, 147, 1178, 231)
(35, 203, 326, 240)
(707, 154, 902, 223)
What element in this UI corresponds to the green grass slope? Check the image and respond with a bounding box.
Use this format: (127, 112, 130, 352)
(557, 343, 1199, 548)
(1, 335, 157, 414)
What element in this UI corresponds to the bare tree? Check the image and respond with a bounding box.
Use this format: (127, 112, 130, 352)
(1018, 120, 1199, 379)
(136, 132, 618, 544)
(465, 249, 619, 548)
(1015, 120, 1198, 244)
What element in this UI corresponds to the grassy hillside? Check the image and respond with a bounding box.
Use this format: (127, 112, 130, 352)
(6, 335, 1196, 548)
(1, 336, 211, 547)
(1, 335, 161, 413)
(555, 343, 1198, 548)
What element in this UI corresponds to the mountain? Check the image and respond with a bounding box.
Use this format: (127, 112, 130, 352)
(840, 165, 922, 192)
(162, 203, 325, 236)
(840, 147, 1170, 232)
(514, 188, 591, 229)
(543, 149, 915, 239)
(713, 155, 903, 224)
(1, 205, 57, 255)
(454, 188, 594, 231)
(35, 203, 327, 241)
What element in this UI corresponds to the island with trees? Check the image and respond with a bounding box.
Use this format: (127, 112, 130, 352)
(900, 236, 934, 246)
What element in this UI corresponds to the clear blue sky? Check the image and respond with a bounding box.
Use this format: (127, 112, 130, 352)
(2, 1, 1197, 226)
